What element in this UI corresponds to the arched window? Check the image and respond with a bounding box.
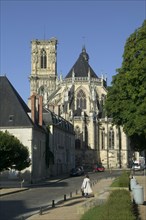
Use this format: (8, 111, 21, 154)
(41, 49, 47, 68)
(77, 89, 86, 109)
(109, 128, 114, 149)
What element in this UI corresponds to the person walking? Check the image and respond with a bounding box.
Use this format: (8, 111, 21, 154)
(81, 174, 93, 198)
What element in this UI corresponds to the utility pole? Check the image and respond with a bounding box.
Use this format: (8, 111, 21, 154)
(105, 116, 109, 169)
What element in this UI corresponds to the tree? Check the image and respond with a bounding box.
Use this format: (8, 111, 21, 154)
(105, 20, 146, 152)
(0, 131, 30, 172)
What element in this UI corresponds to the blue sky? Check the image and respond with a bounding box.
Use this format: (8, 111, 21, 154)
(1, 0, 145, 103)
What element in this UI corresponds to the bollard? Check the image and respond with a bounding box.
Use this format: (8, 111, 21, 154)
(133, 184, 144, 205)
(76, 189, 78, 195)
(21, 179, 24, 188)
(52, 200, 55, 208)
(39, 207, 42, 215)
(64, 194, 66, 201)
(130, 177, 137, 191)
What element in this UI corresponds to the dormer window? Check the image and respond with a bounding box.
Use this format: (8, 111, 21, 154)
(41, 49, 47, 68)
(9, 115, 14, 122)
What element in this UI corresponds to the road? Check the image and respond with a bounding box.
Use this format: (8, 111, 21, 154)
(0, 170, 121, 220)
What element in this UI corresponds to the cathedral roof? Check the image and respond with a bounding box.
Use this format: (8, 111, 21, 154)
(65, 47, 98, 79)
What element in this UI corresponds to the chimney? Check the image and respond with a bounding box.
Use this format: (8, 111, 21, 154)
(38, 95, 43, 126)
(31, 94, 36, 123)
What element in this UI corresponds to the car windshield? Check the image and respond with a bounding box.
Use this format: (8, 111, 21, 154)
(96, 164, 102, 167)
(133, 163, 139, 166)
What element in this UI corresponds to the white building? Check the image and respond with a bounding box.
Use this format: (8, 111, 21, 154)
(0, 76, 75, 182)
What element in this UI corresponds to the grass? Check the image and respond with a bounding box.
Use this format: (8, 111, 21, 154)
(80, 171, 136, 220)
(80, 190, 136, 220)
(111, 170, 130, 187)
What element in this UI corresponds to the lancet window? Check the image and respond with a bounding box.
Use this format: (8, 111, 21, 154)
(41, 49, 47, 68)
(77, 89, 86, 109)
(109, 128, 115, 149)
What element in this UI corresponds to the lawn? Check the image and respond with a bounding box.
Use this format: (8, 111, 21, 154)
(80, 171, 136, 220)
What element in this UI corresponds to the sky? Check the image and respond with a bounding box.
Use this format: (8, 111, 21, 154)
(1, 0, 146, 103)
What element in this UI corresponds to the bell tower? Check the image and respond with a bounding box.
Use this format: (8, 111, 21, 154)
(29, 37, 58, 105)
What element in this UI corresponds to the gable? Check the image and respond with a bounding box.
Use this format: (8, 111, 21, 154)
(0, 76, 33, 127)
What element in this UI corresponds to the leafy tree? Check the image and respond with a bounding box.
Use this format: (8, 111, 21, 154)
(105, 20, 146, 152)
(0, 131, 30, 172)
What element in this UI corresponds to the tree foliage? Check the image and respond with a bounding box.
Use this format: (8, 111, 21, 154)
(0, 131, 30, 172)
(105, 20, 146, 151)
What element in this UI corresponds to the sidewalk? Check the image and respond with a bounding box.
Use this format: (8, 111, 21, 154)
(0, 174, 68, 197)
(0, 187, 29, 196)
(135, 175, 146, 220)
(1, 174, 145, 220)
(27, 177, 114, 220)
(26, 175, 146, 220)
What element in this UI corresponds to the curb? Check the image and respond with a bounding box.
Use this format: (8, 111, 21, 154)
(77, 189, 110, 215)
(0, 188, 29, 197)
(0, 175, 69, 197)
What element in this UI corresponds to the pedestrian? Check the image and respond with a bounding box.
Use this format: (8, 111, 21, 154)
(81, 174, 93, 198)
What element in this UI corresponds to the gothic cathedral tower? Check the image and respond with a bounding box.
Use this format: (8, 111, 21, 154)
(29, 38, 58, 105)
(28, 37, 130, 169)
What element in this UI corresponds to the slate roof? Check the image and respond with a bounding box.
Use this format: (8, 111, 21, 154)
(43, 108, 74, 133)
(0, 76, 33, 127)
(65, 47, 98, 79)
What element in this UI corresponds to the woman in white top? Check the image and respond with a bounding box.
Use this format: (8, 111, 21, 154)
(81, 174, 93, 197)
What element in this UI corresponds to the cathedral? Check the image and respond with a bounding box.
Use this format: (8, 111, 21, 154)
(29, 37, 132, 169)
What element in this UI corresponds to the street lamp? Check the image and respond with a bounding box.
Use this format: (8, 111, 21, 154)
(105, 116, 109, 169)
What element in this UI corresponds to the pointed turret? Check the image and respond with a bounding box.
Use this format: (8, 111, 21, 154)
(65, 48, 98, 79)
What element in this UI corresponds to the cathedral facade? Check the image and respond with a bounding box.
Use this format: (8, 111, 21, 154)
(29, 38, 132, 169)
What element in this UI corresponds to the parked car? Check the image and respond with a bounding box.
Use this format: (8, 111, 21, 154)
(93, 164, 105, 172)
(70, 166, 84, 177)
(132, 161, 142, 171)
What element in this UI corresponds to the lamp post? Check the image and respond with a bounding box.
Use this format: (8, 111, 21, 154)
(105, 116, 109, 169)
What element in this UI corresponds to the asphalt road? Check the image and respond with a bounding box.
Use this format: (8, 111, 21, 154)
(0, 170, 121, 220)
